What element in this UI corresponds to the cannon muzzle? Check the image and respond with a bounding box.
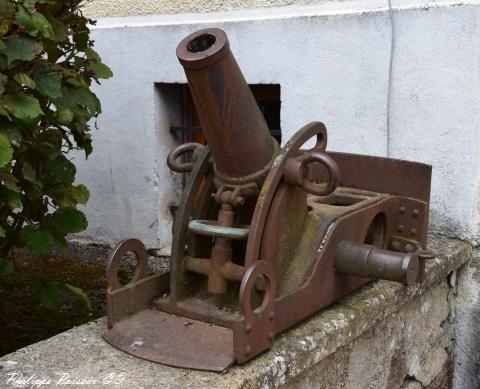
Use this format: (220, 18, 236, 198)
(176, 28, 278, 186)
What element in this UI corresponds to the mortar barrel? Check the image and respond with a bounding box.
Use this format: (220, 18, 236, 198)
(176, 28, 277, 185)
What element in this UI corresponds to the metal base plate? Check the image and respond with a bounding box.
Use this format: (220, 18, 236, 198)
(103, 310, 234, 372)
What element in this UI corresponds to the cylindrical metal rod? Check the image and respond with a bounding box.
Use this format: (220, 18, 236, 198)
(335, 241, 420, 286)
(176, 28, 277, 186)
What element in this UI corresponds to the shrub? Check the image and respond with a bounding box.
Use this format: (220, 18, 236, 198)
(0, 0, 111, 259)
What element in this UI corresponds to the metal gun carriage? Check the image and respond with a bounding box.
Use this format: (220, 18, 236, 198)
(103, 28, 432, 371)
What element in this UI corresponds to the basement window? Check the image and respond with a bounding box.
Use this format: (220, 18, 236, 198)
(161, 83, 281, 145)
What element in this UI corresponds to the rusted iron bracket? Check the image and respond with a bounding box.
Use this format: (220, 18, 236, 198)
(103, 28, 432, 372)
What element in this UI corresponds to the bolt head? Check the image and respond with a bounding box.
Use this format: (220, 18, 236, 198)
(405, 244, 414, 252)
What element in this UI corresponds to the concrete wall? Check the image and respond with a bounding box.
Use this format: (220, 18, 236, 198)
(75, 0, 480, 249)
(0, 235, 471, 388)
(82, 0, 342, 18)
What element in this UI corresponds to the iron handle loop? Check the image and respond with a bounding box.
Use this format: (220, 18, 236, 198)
(283, 152, 340, 196)
(167, 142, 204, 173)
(239, 260, 276, 327)
(106, 238, 148, 291)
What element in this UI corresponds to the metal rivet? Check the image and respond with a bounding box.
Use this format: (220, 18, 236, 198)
(269, 311, 275, 321)
(410, 228, 417, 236)
(399, 206, 406, 215)
(268, 332, 275, 341)
(245, 345, 251, 355)
(412, 209, 419, 218)
(245, 324, 251, 334)
(398, 225, 405, 232)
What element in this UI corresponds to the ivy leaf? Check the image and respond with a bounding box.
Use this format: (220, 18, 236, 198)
(0, 187, 21, 208)
(5, 126, 22, 146)
(32, 63, 61, 98)
(65, 284, 92, 310)
(86, 62, 112, 79)
(37, 128, 61, 159)
(23, 0, 38, 12)
(70, 184, 89, 205)
(1, 90, 43, 120)
(32, 281, 65, 309)
(2, 173, 20, 192)
(21, 226, 55, 255)
(14, 72, 36, 89)
(0, 36, 41, 66)
(16, 6, 55, 39)
(52, 234, 68, 252)
(85, 48, 100, 61)
(42, 155, 76, 185)
(22, 161, 37, 183)
(52, 208, 87, 233)
(0, 72, 7, 95)
(0, 20, 9, 39)
(54, 106, 73, 124)
(57, 87, 100, 116)
(0, 0, 15, 19)
(48, 184, 89, 208)
(0, 134, 12, 167)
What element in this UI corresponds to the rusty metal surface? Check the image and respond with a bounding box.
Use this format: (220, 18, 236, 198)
(176, 28, 278, 187)
(106, 239, 170, 328)
(284, 152, 340, 196)
(107, 272, 170, 328)
(103, 310, 234, 372)
(166, 142, 204, 173)
(104, 27, 433, 372)
(326, 152, 431, 203)
(335, 241, 420, 286)
(244, 121, 330, 269)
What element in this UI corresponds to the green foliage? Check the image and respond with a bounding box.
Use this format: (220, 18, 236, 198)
(0, 0, 111, 258)
(0, 258, 13, 275)
(33, 280, 91, 310)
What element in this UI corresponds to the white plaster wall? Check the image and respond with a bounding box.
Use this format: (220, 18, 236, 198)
(81, 0, 466, 17)
(82, 0, 344, 18)
(74, 0, 480, 250)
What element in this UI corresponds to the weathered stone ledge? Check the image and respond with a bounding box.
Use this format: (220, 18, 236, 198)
(0, 235, 471, 388)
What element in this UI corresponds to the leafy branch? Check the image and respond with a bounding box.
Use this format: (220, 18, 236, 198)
(0, 0, 111, 309)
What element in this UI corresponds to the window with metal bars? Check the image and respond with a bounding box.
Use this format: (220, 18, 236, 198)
(169, 84, 281, 145)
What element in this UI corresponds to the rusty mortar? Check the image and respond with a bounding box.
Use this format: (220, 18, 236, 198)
(103, 28, 433, 372)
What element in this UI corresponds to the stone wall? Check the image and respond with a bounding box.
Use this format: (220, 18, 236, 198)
(0, 235, 474, 388)
(452, 250, 480, 388)
(286, 281, 452, 388)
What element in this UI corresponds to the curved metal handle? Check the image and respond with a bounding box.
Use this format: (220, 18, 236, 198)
(283, 152, 339, 196)
(167, 142, 204, 173)
(106, 239, 148, 291)
(239, 260, 276, 328)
